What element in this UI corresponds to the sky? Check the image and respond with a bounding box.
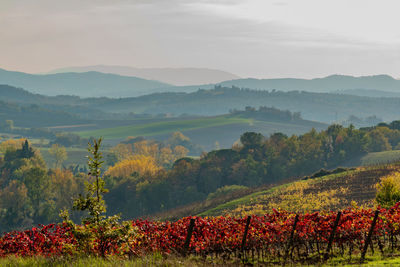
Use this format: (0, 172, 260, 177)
(0, 0, 399, 78)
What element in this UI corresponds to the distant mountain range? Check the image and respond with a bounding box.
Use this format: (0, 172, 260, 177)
(47, 65, 240, 86)
(219, 74, 400, 93)
(0, 68, 170, 98)
(1, 67, 400, 98)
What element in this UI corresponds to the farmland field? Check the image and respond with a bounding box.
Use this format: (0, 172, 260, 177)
(76, 116, 254, 139)
(39, 147, 109, 167)
(360, 150, 400, 166)
(75, 115, 327, 150)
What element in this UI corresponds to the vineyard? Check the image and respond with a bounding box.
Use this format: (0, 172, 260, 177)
(199, 164, 399, 218)
(2, 204, 400, 265)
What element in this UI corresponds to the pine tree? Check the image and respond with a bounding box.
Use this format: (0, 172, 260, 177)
(73, 138, 107, 224)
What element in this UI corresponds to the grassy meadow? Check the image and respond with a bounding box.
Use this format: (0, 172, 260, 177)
(2, 253, 400, 266)
(39, 147, 90, 167)
(76, 116, 254, 139)
(74, 114, 327, 150)
(360, 150, 400, 166)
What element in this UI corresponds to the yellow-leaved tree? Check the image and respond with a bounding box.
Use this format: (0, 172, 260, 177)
(109, 140, 189, 168)
(51, 169, 79, 211)
(0, 138, 27, 154)
(105, 155, 160, 179)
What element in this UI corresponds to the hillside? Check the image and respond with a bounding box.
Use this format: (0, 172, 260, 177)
(47, 65, 240, 86)
(219, 74, 400, 93)
(344, 150, 400, 167)
(191, 164, 400, 218)
(92, 87, 400, 123)
(76, 112, 327, 150)
(4, 84, 400, 124)
(334, 88, 400, 98)
(4, 68, 400, 99)
(0, 68, 170, 97)
(0, 101, 85, 128)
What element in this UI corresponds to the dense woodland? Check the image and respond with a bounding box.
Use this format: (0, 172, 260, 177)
(1, 120, 400, 232)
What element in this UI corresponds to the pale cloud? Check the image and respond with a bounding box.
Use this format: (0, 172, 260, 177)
(0, 0, 399, 78)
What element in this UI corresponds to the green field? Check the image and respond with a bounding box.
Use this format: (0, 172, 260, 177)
(39, 147, 107, 167)
(75, 115, 327, 151)
(76, 116, 253, 139)
(359, 150, 400, 166)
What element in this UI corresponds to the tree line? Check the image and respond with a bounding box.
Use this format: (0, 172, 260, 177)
(104, 121, 400, 219)
(1, 121, 400, 232)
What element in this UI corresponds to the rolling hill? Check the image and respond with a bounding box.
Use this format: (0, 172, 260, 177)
(3, 67, 400, 98)
(200, 164, 399, 217)
(47, 65, 240, 86)
(0, 101, 85, 128)
(333, 88, 400, 98)
(0, 68, 171, 97)
(88, 87, 400, 123)
(4, 83, 400, 124)
(345, 150, 400, 167)
(75, 113, 327, 150)
(219, 74, 400, 93)
(156, 163, 400, 220)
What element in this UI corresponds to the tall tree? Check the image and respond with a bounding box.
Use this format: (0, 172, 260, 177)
(23, 167, 54, 223)
(49, 144, 67, 169)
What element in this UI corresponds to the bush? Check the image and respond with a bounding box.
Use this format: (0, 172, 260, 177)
(376, 172, 400, 208)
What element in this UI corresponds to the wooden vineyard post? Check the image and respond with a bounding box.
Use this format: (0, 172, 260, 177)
(240, 216, 252, 262)
(183, 218, 196, 256)
(284, 214, 299, 261)
(324, 211, 342, 261)
(360, 210, 380, 263)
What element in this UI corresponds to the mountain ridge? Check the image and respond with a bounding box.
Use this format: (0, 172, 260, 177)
(219, 74, 400, 93)
(2, 67, 400, 98)
(46, 65, 240, 86)
(0, 68, 171, 98)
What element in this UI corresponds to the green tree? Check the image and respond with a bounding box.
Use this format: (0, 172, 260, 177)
(23, 167, 54, 223)
(367, 128, 392, 152)
(0, 180, 32, 232)
(49, 144, 67, 169)
(240, 132, 264, 148)
(61, 138, 135, 257)
(18, 140, 35, 159)
(73, 138, 107, 224)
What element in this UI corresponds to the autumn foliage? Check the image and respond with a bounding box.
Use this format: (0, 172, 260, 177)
(105, 155, 160, 178)
(2, 204, 400, 261)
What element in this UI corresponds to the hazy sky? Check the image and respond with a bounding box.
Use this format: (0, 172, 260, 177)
(1, 0, 399, 78)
